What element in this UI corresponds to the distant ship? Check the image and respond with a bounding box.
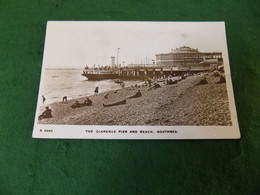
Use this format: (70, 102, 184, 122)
(82, 66, 119, 81)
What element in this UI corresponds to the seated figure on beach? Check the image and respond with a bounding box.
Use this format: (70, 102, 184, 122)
(196, 77, 208, 85)
(172, 79, 178, 84)
(38, 106, 52, 120)
(127, 90, 142, 99)
(181, 74, 187, 80)
(153, 83, 161, 89)
(103, 99, 126, 107)
(71, 101, 81, 108)
(217, 75, 226, 84)
(167, 79, 177, 85)
(214, 71, 220, 77)
(104, 93, 109, 99)
(127, 85, 134, 91)
(82, 98, 93, 106)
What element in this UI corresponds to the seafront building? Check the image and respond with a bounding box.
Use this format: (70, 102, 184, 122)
(82, 46, 224, 80)
(155, 46, 223, 69)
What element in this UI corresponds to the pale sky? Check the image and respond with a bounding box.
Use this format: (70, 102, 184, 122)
(43, 21, 229, 69)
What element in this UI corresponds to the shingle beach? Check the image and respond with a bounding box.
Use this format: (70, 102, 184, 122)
(38, 72, 232, 126)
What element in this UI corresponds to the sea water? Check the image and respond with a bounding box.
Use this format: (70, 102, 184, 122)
(40, 69, 140, 104)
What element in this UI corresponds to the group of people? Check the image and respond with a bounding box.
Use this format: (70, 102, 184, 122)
(39, 88, 143, 119)
(214, 71, 226, 83)
(71, 98, 93, 108)
(38, 74, 189, 120)
(39, 69, 227, 120)
(38, 97, 93, 119)
(83, 65, 112, 72)
(39, 73, 204, 119)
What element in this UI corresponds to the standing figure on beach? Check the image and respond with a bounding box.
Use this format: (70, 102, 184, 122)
(94, 87, 99, 95)
(147, 78, 152, 88)
(120, 82, 125, 88)
(42, 95, 46, 104)
(38, 106, 52, 120)
(62, 96, 67, 103)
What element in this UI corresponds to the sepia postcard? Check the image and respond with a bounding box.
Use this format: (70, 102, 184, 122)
(32, 21, 240, 139)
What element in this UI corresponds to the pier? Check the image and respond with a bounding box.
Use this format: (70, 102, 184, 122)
(119, 65, 210, 80)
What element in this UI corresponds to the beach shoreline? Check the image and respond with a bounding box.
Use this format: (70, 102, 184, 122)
(38, 72, 232, 126)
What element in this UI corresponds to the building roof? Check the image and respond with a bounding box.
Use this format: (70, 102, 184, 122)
(155, 46, 222, 56)
(172, 46, 199, 53)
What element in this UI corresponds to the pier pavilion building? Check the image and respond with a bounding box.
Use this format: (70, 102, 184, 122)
(155, 46, 223, 69)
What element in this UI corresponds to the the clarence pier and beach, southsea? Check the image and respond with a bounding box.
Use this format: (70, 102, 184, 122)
(38, 46, 230, 126)
(38, 72, 231, 126)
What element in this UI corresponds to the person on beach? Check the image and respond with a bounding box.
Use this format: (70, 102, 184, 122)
(147, 82, 161, 90)
(214, 71, 220, 77)
(147, 78, 152, 87)
(103, 99, 127, 107)
(38, 106, 52, 120)
(71, 101, 81, 108)
(42, 95, 46, 104)
(196, 77, 208, 85)
(83, 98, 93, 106)
(181, 74, 187, 80)
(153, 83, 161, 89)
(62, 96, 67, 103)
(166, 79, 177, 85)
(127, 85, 134, 91)
(144, 81, 148, 86)
(217, 75, 226, 84)
(104, 93, 109, 99)
(120, 82, 125, 88)
(127, 90, 142, 99)
(94, 87, 99, 95)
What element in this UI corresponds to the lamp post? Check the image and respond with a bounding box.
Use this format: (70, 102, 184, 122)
(117, 48, 120, 76)
(117, 48, 120, 67)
